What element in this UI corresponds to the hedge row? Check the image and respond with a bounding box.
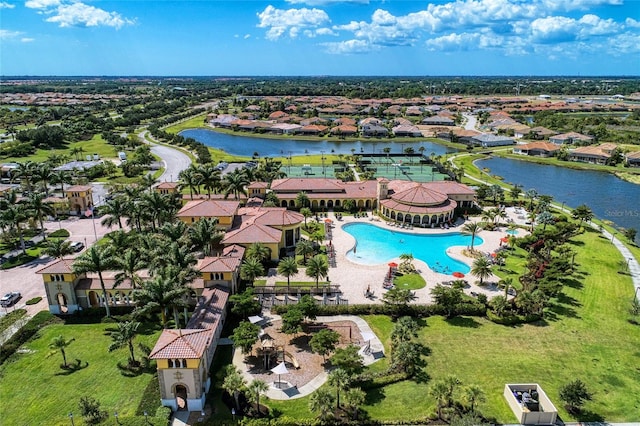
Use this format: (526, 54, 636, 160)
(486, 310, 542, 325)
(353, 370, 410, 390)
(0, 311, 61, 365)
(272, 301, 487, 318)
(48, 229, 70, 238)
(60, 306, 136, 324)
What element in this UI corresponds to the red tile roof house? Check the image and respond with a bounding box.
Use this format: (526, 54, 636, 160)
(626, 151, 640, 167)
(512, 142, 561, 157)
(176, 199, 241, 230)
(222, 207, 305, 260)
(568, 145, 612, 165)
(150, 286, 229, 413)
(549, 132, 594, 145)
(330, 124, 358, 137)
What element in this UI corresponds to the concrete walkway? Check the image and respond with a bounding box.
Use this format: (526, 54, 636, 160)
(232, 314, 385, 400)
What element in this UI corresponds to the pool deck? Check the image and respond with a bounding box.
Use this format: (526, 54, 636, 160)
(265, 210, 528, 305)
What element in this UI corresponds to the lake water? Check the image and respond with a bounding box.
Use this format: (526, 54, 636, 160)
(477, 157, 640, 241)
(180, 128, 456, 157)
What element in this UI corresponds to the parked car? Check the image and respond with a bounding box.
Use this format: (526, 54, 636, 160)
(1, 292, 21, 307)
(215, 161, 228, 171)
(70, 241, 85, 252)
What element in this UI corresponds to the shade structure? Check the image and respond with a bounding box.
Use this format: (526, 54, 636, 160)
(500, 237, 510, 243)
(452, 271, 465, 278)
(388, 262, 398, 268)
(491, 252, 497, 258)
(324, 218, 333, 223)
(271, 361, 289, 389)
(248, 315, 263, 324)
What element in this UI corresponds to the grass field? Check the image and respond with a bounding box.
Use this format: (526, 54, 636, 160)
(393, 273, 426, 290)
(256, 229, 640, 422)
(0, 321, 162, 425)
(3, 134, 119, 164)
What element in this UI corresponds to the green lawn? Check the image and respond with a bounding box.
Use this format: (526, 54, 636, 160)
(3, 134, 118, 164)
(260, 229, 640, 422)
(392, 273, 426, 290)
(0, 321, 162, 425)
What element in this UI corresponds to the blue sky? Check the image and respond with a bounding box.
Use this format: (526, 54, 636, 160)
(1, 0, 639, 76)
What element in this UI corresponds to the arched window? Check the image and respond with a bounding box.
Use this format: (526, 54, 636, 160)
(181, 359, 187, 368)
(168, 359, 175, 368)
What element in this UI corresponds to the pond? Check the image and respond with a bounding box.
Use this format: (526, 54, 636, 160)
(477, 157, 640, 242)
(179, 128, 457, 158)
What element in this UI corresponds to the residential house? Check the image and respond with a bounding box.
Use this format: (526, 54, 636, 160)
(568, 145, 611, 164)
(513, 142, 560, 157)
(549, 132, 594, 145)
(392, 124, 422, 137)
(155, 182, 180, 195)
(361, 124, 389, 137)
(65, 185, 93, 215)
(470, 134, 515, 147)
(422, 115, 455, 126)
(176, 199, 241, 229)
(625, 151, 640, 167)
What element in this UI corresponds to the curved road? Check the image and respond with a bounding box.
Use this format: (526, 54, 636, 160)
(138, 129, 192, 182)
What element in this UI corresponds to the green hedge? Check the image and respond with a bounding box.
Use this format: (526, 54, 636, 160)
(26, 296, 42, 305)
(61, 306, 136, 324)
(48, 229, 70, 238)
(0, 311, 61, 365)
(353, 370, 410, 390)
(486, 310, 542, 325)
(272, 301, 486, 318)
(0, 309, 27, 333)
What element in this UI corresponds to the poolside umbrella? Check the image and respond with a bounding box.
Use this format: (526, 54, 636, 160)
(324, 218, 333, 223)
(271, 361, 289, 388)
(500, 237, 509, 244)
(248, 315, 263, 324)
(388, 262, 398, 268)
(452, 271, 465, 278)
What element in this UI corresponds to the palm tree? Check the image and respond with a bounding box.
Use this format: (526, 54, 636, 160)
(32, 163, 54, 196)
(240, 258, 265, 284)
(187, 218, 220, 256)
(429, 380, 449, 420)
(178, 166, 200, 199)
(2, 204, 28, 253)
(295, 239, 315, 264)
(108, 320, 141, 365)
(141, 191, 176, 231)
(328, 368, 350, 408)
(462, 222, 482, 250)
(463, 384, 486, 412)
(308, 388, 335, 422)
(498, 277, 514, 299)
(113, 249, 145, 290)
(510, 184, 522, 202)
(277, 257, 298, 294)
(344, 387, 366, 420)
(133, 273, 189, 327)
(295, 192, 310, 209)
(152, 242, 199, 285)
(471, 256, 492, 286)
(12, 161, 36, 193)
(247, 379, 269, 416)
(572, 204, 594, 228)
(222, 365, 247, 412)
(140, 174, 157, 192)
(26, 192, 54, 238)
(305, 254, 329, 289)
(197, 163, 221, 198)
(43, 239, 73, 259)
(51, 169, 72, 197)
(73, 245, 116, 317)
(246, 242, 271, 263)
(537, 210, 555, 231)
(300, 207, 312, 228)
(391, 316, 419, 346)
(525, 188, 538, 212)
(222, 168, 249, 200)
(48, 335, 75, 368)
(103, 230, 131, 253)
(100, 196, 129, 229)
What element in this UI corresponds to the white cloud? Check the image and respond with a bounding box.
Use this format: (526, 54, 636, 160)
(625, 18, 640, 28)
(322, 38, 373, 54)
(244, 34, 251, 39)
(25, 0, 134, 29)
(425, 31, 504, 51)
(24, 0, 60, 9)
(530, 14, 621, 43)
(257, 5, 330, 40)
(0, 2, 15, 8)
(0, 29, 22, 39)
(21, 37, 35, 42)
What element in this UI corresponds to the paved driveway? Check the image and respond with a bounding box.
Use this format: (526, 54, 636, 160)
(0, 216, 114, 318)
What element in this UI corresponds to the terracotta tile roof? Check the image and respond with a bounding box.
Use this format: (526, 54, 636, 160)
(244, 208, 305, 227)
(149, 328, 215, 360)
(156, 182, 179, 189)
(270, 178, 345, 193)
(426, 181, 476, 196)
(177, 199, 240, 218)
(391, 185, 449, 206)
(36, 258, 75, 274)
(331, 124, 358, 134)
(380, 198, 456, 214)
(248, 181, 269, 189)
(187, 287, 229, 330)
(223, 223, 282, 244)
(66, 185, 92, 192)
(569, 146, 611, 158)
(516, 142, 560, 152)
(197, 246, 244, 273)
(626, 151, 640, 159)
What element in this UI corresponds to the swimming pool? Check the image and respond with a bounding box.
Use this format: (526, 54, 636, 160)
(507, 229, 519, 235)
(343, 223, 483, 275)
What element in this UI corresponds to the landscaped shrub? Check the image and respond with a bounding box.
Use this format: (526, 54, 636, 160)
(353, 370, 410, 390)
(486, 310, 541, 325)
(61, 306, 136, 324)
(0, 311, 60, 365)
(48, 229, 70, 238)
(0, 309, 26, 333)
(25, 296, 42, 305)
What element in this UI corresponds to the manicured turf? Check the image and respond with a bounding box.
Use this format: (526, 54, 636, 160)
(261, 229, 640, 422)
(392, 273, 426, 290)
(0, 321, 162, 425)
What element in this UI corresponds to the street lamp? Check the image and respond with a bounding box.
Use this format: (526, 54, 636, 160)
(69, 413, 75, 426)
(143, 410, 148, 424)
(114, 411, 119, 425)
(232, 408, 236, 421)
